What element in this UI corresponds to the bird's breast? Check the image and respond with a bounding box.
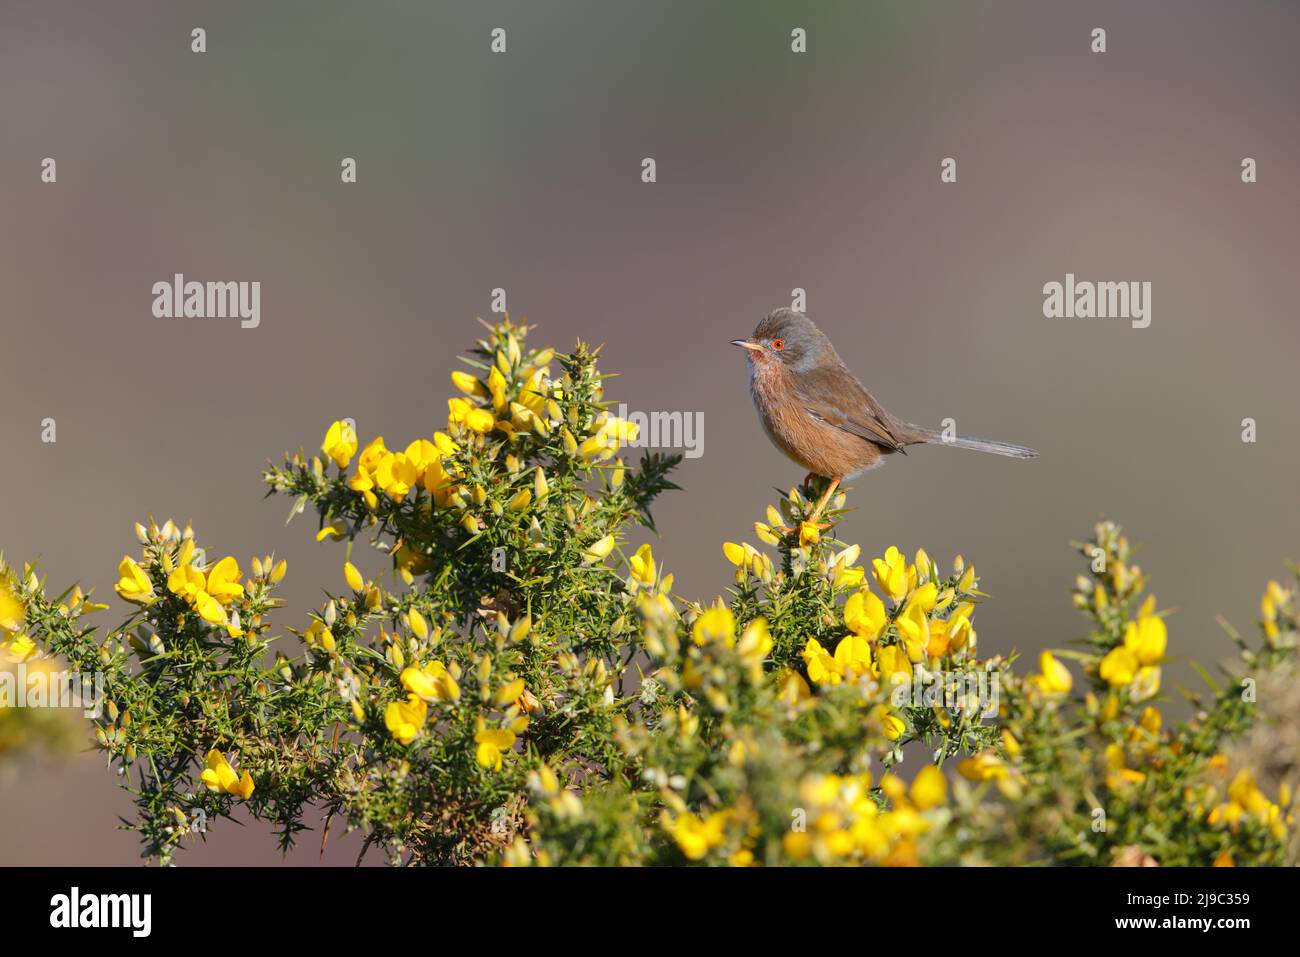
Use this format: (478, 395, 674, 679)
(746, 359, 881, 479)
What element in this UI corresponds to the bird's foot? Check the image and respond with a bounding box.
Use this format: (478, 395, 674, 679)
(777, 519, 830, 537)
(804, 477, 842, 526)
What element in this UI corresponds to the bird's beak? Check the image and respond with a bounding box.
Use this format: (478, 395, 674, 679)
(731, 339, 762, 352)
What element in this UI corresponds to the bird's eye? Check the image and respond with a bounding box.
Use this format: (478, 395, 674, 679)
(771, 337, 785, 351)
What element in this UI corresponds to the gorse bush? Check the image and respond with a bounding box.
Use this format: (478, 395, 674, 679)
(1, 319, 1295, 866)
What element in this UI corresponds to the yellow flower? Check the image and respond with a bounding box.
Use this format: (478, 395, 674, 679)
(317, 519, 348, 541)
(833, 633, 874, 676)
(1099, 646, 1139, 687)
(347, 473, 377, 510)
(670, 811, 727, 861)
(1036, 651, 1073, 695)
(946, 606, 975, 651)
(875, 707, 906, 741)
(798, 522, 820, 547)
(577, 432, 616, 462)
(909, 581, 939, 613)
(484, 366, 507, 411)
(958, 564, 977, 593)
(910, 765, 947, 810)
(914, 547, 932, 580)
(494, 678, 526, 707)
(167, 562, 205, 602)
(1001, 729, 1022, 758)
(844, 590, 887, 640)
(1123, 614, 1166, 665)
(384, 694, 428, 745)
(872, 546, 911, 602)
(1130, 665, 1161, 702)
(1261, 580, 1290, 642)
(1105, 742, 1146, 788)
(802, 638, 843, 686)
(376, 452, 418, 501)
(408, 608, 429, 640)
(894, 599, 930, 662)
(403, 439, 441, 481)
(583, 534, 616, 564)
(357, 435, 389, 471)
(0, 580, 24, 634)
(401, 661, 460, 702)
(166, 555, 236, 627)
(777, 668, 812, 703)
(451, 370, 487, 397)
(3, 634, 38, 662)
(204, 557, 244, 605)
(833, 563, 865, 589)
(200, 749, 255, 799)
(193, 590, 228, 626)
(874, 643, 913, 684)
(925, 619, 952, 659)
(114, 556, 155, 604)
(957, 750, 1008, 782)
(507, 615, 532, 643)
(692, 603, 735, 646)
(602, 415, 639, 443)
(432, 432, 459, 457)
(531, 763, 561, 796)
(1138, 705, 1161, 735)
(737, 618, 773, 662)
(722, 542, 746, 567)
(423, 459, 460, 507)
(783, 831, 812, 859)
(304, 620, 335, 651)
(474, 727, 517, 770)
(321, 420, 358, 468)
(629, 544, 656, 587)
(1218, 770, 1285, 839)
(343, 562, 364, 592)
(577, 416, 638, 461)
(448, 397, 495, 434)
(531, 467, 549, 502)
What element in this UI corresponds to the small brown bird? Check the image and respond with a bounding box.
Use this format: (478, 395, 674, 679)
(733, 308, 1036, 524)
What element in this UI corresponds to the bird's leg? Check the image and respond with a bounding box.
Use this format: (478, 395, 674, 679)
(806, 477, 841, 525)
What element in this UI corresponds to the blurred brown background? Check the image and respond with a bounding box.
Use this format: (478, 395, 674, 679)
(1, 0, 1297, 864)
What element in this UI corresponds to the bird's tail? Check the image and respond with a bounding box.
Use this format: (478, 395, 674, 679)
(909, 426, 1038, 459)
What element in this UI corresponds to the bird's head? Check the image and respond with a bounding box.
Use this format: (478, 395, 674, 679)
(731, 308, 831, 374)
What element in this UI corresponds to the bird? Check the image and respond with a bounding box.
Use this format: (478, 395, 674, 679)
(732, 308, 1036, 526)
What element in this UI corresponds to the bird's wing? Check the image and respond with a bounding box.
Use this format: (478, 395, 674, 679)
(793, 363, 909, 453)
